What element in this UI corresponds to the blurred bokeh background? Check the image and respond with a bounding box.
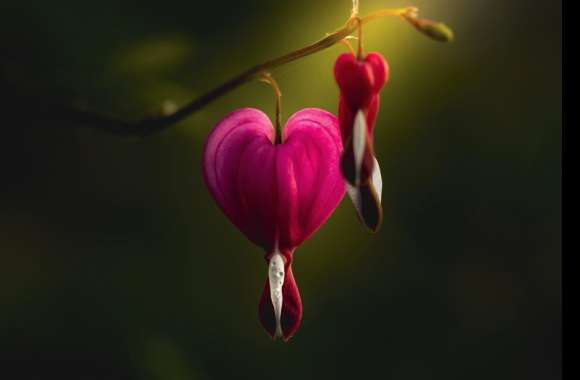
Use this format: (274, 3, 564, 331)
(0, 0, 561, 379)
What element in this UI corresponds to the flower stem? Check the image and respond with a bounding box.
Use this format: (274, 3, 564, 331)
(351, 0, 359, 17)
(357, 18, 363, 60)
(260, 73, 283, 144)
(339, 38, 356, 56)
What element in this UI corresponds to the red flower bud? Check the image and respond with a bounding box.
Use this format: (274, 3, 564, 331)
(334, 52, 388, 185)
(334, 52, 388, 231)
(334, 53, 388, 116)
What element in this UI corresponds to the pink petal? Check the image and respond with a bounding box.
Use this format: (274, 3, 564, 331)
(202, 107, 345, 252)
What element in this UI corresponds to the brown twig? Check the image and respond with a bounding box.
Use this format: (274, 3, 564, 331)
(12, 6, 446, 137)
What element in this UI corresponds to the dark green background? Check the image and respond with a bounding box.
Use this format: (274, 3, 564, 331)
(0, 0, 561, 379)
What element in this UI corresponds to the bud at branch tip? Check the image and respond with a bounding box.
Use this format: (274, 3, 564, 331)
(402, 11, 454, 42)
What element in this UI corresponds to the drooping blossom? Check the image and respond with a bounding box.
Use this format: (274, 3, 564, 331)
(202, 108, 345, 341)
(334, 52, 389, 231)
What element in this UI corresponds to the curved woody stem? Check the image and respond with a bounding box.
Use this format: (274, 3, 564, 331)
(24, 6, 446, 137)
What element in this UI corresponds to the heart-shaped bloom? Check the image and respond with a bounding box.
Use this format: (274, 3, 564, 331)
(202, 108, 345, 341)
(334, 52, 389, 231)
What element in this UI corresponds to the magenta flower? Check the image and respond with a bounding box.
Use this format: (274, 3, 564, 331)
(202, 107, 345, 341)
(334, 52, 389, 231)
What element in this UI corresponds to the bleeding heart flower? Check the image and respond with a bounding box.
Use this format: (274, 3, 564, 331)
(334, 52, 389, 231)
(202, 107, 345, 341)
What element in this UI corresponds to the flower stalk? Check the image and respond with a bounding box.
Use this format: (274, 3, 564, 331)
(260, 73, 283, 144)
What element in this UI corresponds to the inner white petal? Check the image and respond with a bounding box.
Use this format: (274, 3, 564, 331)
(346, 156, 383, 226)
(268, 248, 285, 339)
(353, 110, 367, 185)
(371, 156, 383, 203)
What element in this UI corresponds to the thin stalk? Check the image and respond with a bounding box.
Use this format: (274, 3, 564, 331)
(260, 73, 283, 144)
(339, 38, 356, 56)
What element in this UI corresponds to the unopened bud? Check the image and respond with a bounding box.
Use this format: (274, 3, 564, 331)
(405, 16, 454, 43)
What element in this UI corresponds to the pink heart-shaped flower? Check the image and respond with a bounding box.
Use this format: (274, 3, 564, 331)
(202, 107, 345, 340)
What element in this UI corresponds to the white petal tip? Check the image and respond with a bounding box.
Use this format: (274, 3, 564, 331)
(346, 157, 383, 231)
(353, 110, 368, 184)
(268, 250, 285, 339)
